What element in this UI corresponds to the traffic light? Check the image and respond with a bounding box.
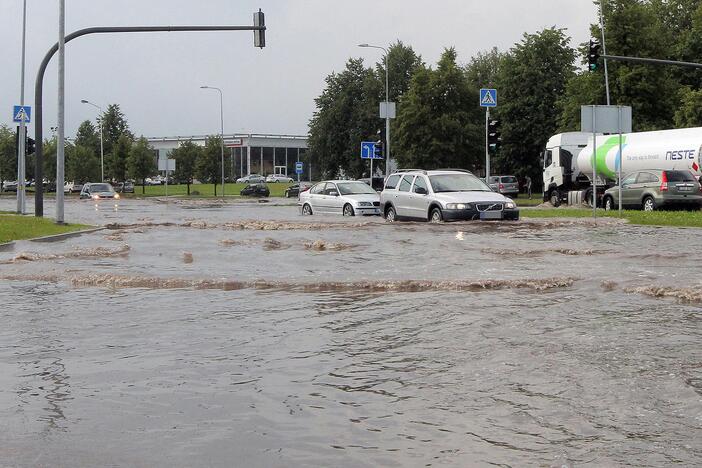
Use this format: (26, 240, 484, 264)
(26, 136, 35, 155)
(487, 119, 501, 151)
(375, 128, 386, 158)
(588, 39, 601, 72)
(253, 9, 265, 48)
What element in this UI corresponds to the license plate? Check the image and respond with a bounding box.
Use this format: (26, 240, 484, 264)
(679, 186, 692, 191)
(480, 211, 502, 220)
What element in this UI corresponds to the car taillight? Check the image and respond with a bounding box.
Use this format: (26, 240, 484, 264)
(499, 183, 504, 189)
(660, 171, 668, 192)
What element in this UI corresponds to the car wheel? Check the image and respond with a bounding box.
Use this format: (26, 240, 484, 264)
(604, 196, 614, 211)
(385, 206, 396, 222)
(642, 196, 656, 212)
(343, 204, 355, 217)
(429, 207, 443, 223)
(549, 189, 560, 207)
(302, 203, 313, 215)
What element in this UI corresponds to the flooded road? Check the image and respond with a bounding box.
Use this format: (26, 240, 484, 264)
(1, 197, 701, 467)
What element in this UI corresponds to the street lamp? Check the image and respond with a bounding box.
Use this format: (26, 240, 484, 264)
(80, 99, 104, 182)
(358, 43, 391, 176)
(200, 85, 225, 197)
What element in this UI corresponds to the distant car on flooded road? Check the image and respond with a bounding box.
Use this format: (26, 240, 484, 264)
(80, 183, 120, 200)
(240, 183, 270, 197)
(299, 180, 381, 216)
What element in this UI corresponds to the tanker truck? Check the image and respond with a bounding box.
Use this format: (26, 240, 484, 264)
(542, 128, 702, 206)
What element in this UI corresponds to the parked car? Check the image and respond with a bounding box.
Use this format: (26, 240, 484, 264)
(299, 180, 381, 216)
(284, 182, 311, 198)
(265, 174, 294, 183)
(380, 169, 519, 222)
(603, 170, 702, 211)
(2, 181, 18, 192)
(236, 174, 266, 184)
(80, 182, 120, 200)
(357, 177, 385, 192)
(240, 183, 270, 197)
(487, 175, 520, 197)
(145, 177, 163, 186)
(72, 183, 83, 194)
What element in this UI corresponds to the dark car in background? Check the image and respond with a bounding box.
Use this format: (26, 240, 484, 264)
(115, 181, 134, 193)
(284, 182, 311, 198)
(240, 183, 270, 197)
(357, 177, 385, 192)
(603, 170, 702, 211)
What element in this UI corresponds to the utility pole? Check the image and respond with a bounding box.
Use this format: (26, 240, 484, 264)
(599, 1, 611, 105)
(56, 0, 65, 224)
(16, 0, 27, 214)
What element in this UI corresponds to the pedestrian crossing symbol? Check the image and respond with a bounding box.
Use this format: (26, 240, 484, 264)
(479, 89, 497, 107)
(13, 105, 31, 123)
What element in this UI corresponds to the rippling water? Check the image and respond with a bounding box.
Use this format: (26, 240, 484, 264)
(0, 198, 700, 467)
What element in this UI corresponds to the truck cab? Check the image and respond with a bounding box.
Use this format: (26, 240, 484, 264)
(542, 132, 590, 205)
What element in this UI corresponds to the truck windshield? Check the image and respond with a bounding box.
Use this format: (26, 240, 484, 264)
(429, 174, 491, 192)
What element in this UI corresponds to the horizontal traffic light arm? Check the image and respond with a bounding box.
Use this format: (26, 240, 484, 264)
(601, 54, 702, 70)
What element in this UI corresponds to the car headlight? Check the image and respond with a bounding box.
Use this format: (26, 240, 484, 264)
(446, 203, 472, 210)
(92, 194, 99, 200)
(357, 201, 372, 207)
(114, 193, 120, 199)
(505, 201, 515, 209)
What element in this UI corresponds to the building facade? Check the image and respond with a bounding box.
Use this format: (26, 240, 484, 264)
(146, 133, 310, 180)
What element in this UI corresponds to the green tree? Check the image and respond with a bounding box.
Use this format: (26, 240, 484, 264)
(308, 58, 382, 179)
(196, 136, 223, 196)
(127, 137, 156, 194)
(74, 120, 101, 156)
(108, 134, 131, 182)
(394, 48, 483, 170)
(381, 41, 424, 104)
(67, 144, 101, 183)
(674, 87, 702, 126)
(0, 125, 17, 192)
(464, 47, 506, 88)
(171, 140, 201, 195)
(495, 28, 575, 185)
(101, 104, 133, 156)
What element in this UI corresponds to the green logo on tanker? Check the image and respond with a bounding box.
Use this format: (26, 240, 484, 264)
(591, 136, 627, 178)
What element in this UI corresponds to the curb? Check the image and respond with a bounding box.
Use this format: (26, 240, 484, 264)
(29, 227, 105, 243)
(0, 241, 15, 251)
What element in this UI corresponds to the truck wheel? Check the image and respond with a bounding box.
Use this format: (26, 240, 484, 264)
(604, 196, 614, 211)
(549, 189, 560, 207)
(642, 196, 656, 212)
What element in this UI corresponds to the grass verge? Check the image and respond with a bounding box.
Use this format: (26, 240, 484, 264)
(521, 207, 702, 228)
(0, 214, 90, 243)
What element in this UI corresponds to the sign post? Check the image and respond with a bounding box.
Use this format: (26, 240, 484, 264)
(295, 161, 303, 183)
(13, 105, 31, 214)
(479, 89, 497, 181)
(361, 141, 382, 180)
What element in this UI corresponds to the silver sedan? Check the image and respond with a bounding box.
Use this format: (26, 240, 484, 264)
(299, 180, 381, 216)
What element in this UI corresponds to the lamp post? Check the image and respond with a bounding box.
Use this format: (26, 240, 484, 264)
(200, 85, 225, 197)
(358, 43, 391, 176)
(80, 99, 104, 182)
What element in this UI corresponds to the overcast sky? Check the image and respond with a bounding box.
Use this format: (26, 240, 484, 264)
(1, 0, 598, 139)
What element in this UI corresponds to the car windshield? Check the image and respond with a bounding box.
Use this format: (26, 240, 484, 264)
(429, 174, 491, 192)
(336, 182, 377, 195)
(501, 176, 517, 183)
(91, 184, 112, 192)
(665, 170, 696, 182)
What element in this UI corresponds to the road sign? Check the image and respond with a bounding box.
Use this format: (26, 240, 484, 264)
(479, 89, 497, 107)
(13, 105, 31, 123)
(295, 161, 304, 174)
(158, 158, 176, 172)
(361, 141, 382, 159)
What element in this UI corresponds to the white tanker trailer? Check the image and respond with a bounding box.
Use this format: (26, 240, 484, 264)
(542, 128, 702, 206)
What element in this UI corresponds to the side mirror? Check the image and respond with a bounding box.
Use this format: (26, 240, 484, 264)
(330, 191, 339, 197)
(415, 186, 427, 195)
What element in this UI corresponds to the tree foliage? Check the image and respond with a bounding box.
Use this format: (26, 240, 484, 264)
(0, 125, 17, 190)
(171, 140, 201, 195)
(196, 136, 223, 196)
(127, 137, 156, 194)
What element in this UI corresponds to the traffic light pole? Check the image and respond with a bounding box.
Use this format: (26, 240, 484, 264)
(32, 23, 266, 217)
(601, 54, 702, 70)
(16, 0, 27, 214)
(485, 107, 490, 182)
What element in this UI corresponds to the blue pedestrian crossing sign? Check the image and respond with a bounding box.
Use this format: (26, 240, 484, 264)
(361, 141, 382, 159)
(295, 161, 304, 174)
(479, 89, 497, 108)
(13, 105, 31, 123)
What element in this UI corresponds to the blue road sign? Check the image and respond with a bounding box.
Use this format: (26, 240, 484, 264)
(13, 105, 31, 123)
(295, 161, 304, 174)
(361, 141, 383, 159)
(479, 89, 497, 108)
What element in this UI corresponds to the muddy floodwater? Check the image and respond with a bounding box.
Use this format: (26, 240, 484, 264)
(0, 197, 700, 467)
